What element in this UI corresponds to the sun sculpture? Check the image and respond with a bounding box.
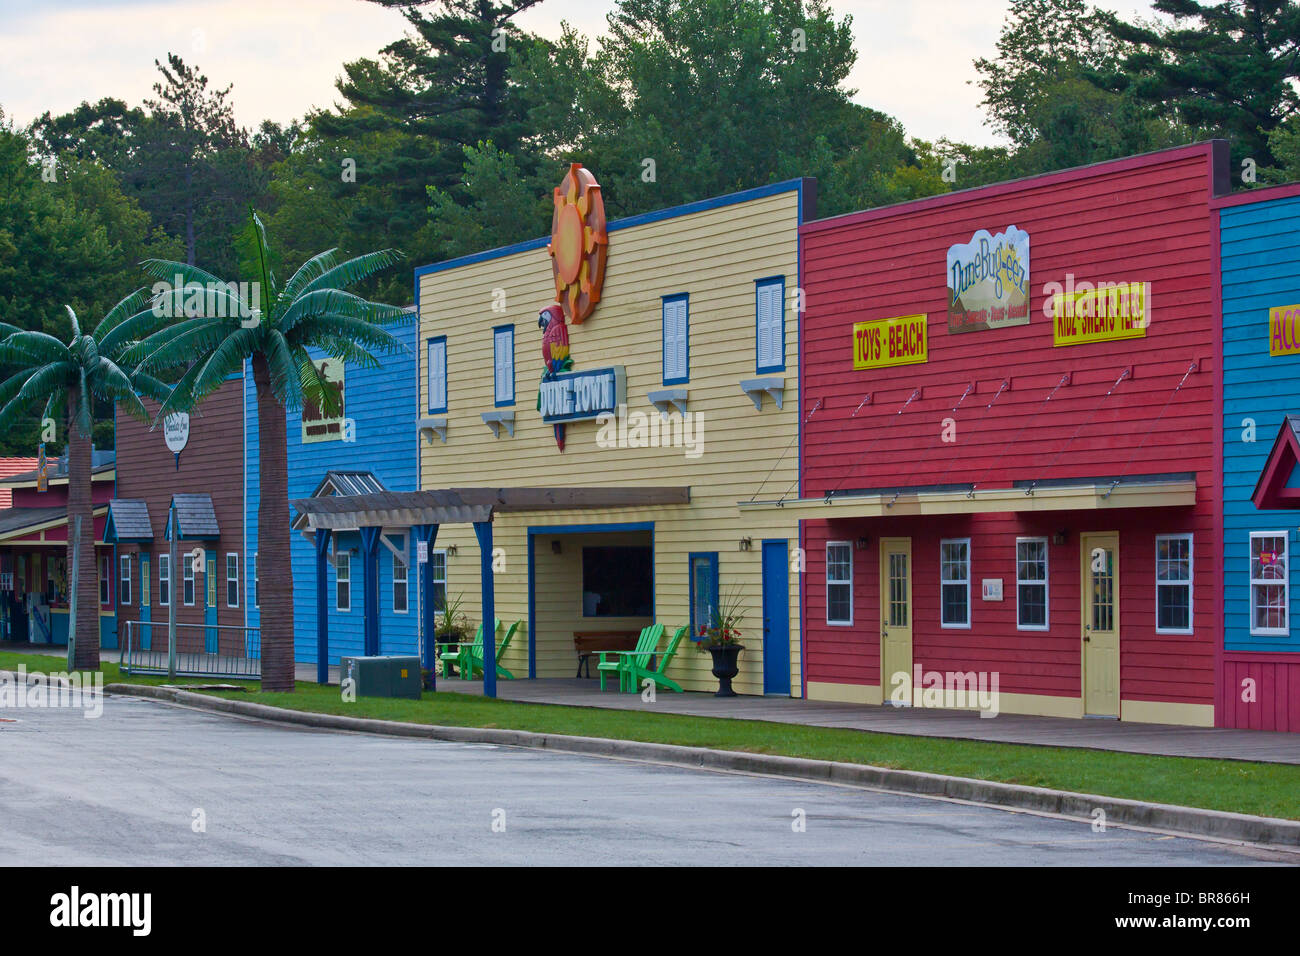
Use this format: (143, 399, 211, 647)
(537, 164, 608, 451)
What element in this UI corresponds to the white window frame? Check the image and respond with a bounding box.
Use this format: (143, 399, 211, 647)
(1249, 530, 1289, 637)
(662, 294, 689, 386)
(1154, 533, 1193, 635)
(251, 552, 258, 609)
(119, 554, 132, 606)
(226, 552, 240, 609)
(336, 551, 351, 613)
(183, 558, 195, 606)
(392, 537, 409, 614)
(99, 555, 111, 605)
(427, 337, 447, 414)
(1015, 537, 1050, 632)
(493, 326, 515, 406)
(939, 538, 971, 629)
(429, 548, 447, 618)
(158, 554, 170, 607)
(826, 541, 853, 626)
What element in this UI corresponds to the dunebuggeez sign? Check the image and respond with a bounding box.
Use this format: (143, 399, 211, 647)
(946, 225, 1030, 334)
(539, 366, 626, 423)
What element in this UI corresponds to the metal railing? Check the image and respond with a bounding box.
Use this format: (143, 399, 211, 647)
(120, 620, 261, 679)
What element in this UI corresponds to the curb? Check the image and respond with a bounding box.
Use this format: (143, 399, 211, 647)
(103, 681, 1300, 849)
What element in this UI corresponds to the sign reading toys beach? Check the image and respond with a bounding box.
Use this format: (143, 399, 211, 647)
(946, 226, 1031, 333)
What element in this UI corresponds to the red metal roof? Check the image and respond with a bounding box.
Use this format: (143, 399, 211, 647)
(0, 458, 38, 508)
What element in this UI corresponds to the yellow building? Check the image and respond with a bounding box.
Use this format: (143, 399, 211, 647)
(414, 171, 815, 695)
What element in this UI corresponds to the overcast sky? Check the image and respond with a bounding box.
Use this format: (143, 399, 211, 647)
(0, 0, 1158, 147)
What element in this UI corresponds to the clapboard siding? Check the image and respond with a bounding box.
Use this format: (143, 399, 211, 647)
(418, 183, 805, 693)
(114, 378, 246, 648)
(244, 322, 420, 664)
(1219, 190, 1300, 730)
(799, 144, 1221, 718)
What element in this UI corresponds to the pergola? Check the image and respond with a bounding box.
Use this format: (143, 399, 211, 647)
(289, 486, 690, 697)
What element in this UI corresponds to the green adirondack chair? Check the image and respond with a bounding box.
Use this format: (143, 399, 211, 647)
(464, 620, 520, 680)
(596, 623, 664, 692)
(623, 625, 687, 694)
(439, 619, 501, 679)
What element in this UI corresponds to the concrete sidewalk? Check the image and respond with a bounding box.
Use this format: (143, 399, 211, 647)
(420, 674, 1300, 765)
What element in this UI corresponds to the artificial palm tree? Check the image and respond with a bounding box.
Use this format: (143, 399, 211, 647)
(0, 292, 172, 669)
(132, 213, 405, 691)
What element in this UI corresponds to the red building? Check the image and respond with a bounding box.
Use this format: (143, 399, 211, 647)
(785, 142, 1227, 725)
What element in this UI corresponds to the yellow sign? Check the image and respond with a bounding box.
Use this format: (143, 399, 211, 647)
(852, 314, 928, 369)
(1052, 281, 1148, 347)
(1269, 304, 1300, 356)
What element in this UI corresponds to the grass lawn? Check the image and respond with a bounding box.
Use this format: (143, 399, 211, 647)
(5, 650, 1299, 821)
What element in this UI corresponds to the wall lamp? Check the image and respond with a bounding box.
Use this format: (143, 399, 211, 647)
(1052, 530, 1068, 546)
(551, 540, 562, 555)
(446, 544, 458, 557)
(855, 537, 870, 550)
(738, 537, 752, 552)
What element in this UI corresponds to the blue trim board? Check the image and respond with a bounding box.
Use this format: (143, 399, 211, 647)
(412, 179, 808, 281)
(754, 274, 786, 375)
(661, 293, 689, 386)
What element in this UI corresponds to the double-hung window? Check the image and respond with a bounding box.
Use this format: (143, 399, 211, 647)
(158, 554, 170, 607)
(336, 551, 351, 612)
(1250, 532, 1288, 636)
(427, 336, 448, 414)
(1016, 538, 1049, 630)
(493, 325, 515, 406)
(119, 554, 132, 606)
(226, 553, 240, 609)
(1155, 534, 1192, 634)
(826, 542, 852, 625)
(392, 537, 408, 613)
(183, 558, 195, 606)
(662, 294, 689, 385)
(755, 276, 785, 373)
(940, 538, 970, 627)
(99, 556, 111, 605)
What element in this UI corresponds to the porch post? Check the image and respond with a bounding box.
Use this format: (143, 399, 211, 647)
(474, 519, 496, 699)
(360, 526, 381, 657)
(413, 524, 440, 687)
(314, 528, 331, 684)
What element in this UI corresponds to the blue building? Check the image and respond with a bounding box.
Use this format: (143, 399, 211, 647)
(1219, 182, 1300, 731)
(243, 316, 423, 669)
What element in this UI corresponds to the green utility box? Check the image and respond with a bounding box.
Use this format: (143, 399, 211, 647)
(339, 655, 423, 700)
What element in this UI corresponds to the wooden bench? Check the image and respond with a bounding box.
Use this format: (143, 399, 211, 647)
(573, 630, 641, 678)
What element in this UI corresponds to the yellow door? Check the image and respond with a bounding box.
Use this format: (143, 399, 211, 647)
(1080, 532, 1120, 717)
(880, 537, 913, 705)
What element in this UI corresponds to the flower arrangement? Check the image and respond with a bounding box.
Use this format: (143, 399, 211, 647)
(698, 585, 746, 649)
(435, 592, 473, 643)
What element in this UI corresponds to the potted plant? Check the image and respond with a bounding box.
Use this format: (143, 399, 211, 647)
(433, 593, 473, 681)
(698, 587, 746, 697)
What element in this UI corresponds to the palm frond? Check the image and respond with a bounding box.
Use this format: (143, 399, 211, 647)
(0, 362, 72, 428)
(278, 248, 340, 305)
(298, 249, 403, 297)
(73, 368, 92, 439)
(97, 302, 178, 358)
(88, 357, 150, 424)
(64, 305, 81, 339)
(265, 329, 299, 410)
(190, 326, 258, 400)
(0, 330, 70, 366)
(131, 371, 174, 406)
(140, 258, 228, 291)
(294, 313, 409, 358)
(129, 316, 238, 374)
(89, 288, 150, 342)
(280, 289, 409, 332)
(296, 348, 342, 419)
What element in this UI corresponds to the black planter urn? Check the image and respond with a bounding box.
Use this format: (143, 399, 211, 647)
(707, 644, 743, 697)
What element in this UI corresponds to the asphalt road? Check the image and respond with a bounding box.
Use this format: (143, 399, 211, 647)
(1, 695, 1293, 866)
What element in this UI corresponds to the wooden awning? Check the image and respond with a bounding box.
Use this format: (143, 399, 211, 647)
(738, 474, 1197, 518)
(291, 486, 691, 531)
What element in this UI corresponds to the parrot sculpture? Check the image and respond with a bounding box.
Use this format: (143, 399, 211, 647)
(537, 303, 572, 451)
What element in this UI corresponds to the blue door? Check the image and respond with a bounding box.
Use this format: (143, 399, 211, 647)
(139, 554, 151, 650)
(761, 539, 790, 695)
(204, 552, 218, 653)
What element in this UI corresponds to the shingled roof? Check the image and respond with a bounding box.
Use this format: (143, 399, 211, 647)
(105, 499, 154, 542)
(166, 494, 220, 540)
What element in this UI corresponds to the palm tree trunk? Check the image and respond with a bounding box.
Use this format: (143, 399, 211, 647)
(252, 353, 295, 691)
(66, 388, 100, 671)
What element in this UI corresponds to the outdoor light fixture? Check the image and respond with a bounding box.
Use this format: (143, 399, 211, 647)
(856, 537, 870, 550)
(739, 537, 752, 551)
(551, 540, 562, 555)
(446, 544, 458, 557)
(1052, 530, 1068, 545)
